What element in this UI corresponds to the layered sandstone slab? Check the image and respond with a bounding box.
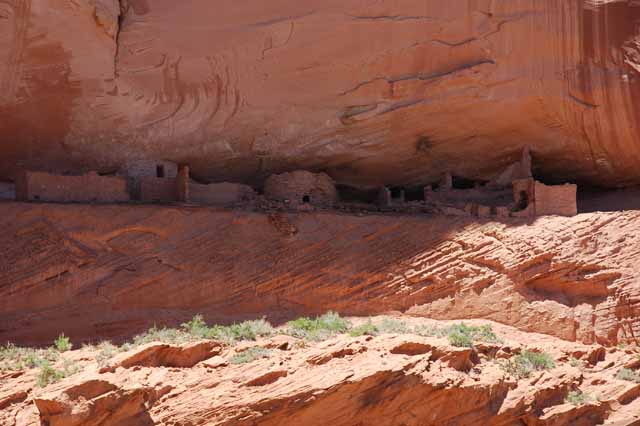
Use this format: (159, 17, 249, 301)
(0, 202, 638, 346)
(2, 1, 640, 187)
(2, 318, 640, 426)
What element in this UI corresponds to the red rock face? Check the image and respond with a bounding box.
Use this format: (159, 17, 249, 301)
(1, 0, 640, 187)
(1, 202, 639, 347)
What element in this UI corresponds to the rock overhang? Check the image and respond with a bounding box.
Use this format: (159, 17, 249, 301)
(1, 0, 640, 188)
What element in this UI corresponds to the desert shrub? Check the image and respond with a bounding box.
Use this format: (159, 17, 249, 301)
(470, 325, 501, 343)
(61, 358, 81, 376)
(230, 347, 271, 364)
(449, 331, 473, 347)
(0, 344, 59, 371)
(54, 334, 72, 352)
(95, 341, 120, 366)
(36, 361, 66, 387)
(181, 315, 210, 338)
(240, 319, 274, 338)
(502, 350, 555, 379)
(565, 390, 592, 405)
(287, 312, 351, 341)
(132, 326, 192, 346)
(181, 315, 274, 343)
(377, 319, 410, 334)
(413, 325, 441, 337)
(349, 320, 378, 337)
(443, 323, 501, 348)
(210, 319, 274, 343)
(569, 357, 582, 368)
(617, 368, 640, 383)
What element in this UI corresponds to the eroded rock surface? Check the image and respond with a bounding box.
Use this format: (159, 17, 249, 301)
(2, 1, 640, 187)
(0, 202, 639, 346)
(2, 319, 640, 426)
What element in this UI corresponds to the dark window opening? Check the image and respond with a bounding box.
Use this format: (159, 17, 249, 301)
(302, 195, 311, 203)
(390, 187, 404, 199)
(336, 185, 379, 204)
(156, 165, 165, 178)
(452, 176, 477, 190)
(404, 187, 425, 202)
(516, 191, 529, 211)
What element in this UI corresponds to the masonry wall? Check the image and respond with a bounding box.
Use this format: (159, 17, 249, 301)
(123, 160, 178, 179)
(15, 171, 130, 203)
(177, 166, 190, 202)
(139, 177, 178, 203)
(264, 171, 337, 207)
(511, 178, 535, 217)
(534, 182, 577, 217)
(190, 182, 256, 206)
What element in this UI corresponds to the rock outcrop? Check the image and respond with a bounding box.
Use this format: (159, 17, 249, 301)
(2, 318, 640, 426)
(0, 202, 638, 346)
(2, 1, 640, 187)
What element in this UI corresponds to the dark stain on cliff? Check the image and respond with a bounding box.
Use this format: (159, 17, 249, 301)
(576, 0, 640, 180)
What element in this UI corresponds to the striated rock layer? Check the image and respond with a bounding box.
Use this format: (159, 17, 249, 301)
(2, 1, 640, 187)
(2, 318, 640, 426)
(0, 202, 639, 346)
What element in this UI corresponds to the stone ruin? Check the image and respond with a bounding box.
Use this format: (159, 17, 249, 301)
(13, 160, 256, 207)
(120, 160, 179, 203)
(123, 160, 256, 206)
(419, 147, 578, 218)
(9, 150, 577, 218)
(263, 170, 337, 208)
(15, 170, 130, 203)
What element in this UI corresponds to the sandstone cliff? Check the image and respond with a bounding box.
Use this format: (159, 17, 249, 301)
(1, 202, 638, 347)
(2, 1, 640, 187)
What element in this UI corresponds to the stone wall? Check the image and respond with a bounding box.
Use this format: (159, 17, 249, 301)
(177, 166, 190, 202)
(512, 178, 536, 217)
(535, 182, 578, 217)
(15, 171, 129, 203)
(138, 177, 178, 203)
(264, 171, 337, 207)
(122, 160, 178, 179)
(190, 182, 256, 206)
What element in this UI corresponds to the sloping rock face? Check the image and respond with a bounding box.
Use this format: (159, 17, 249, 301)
(2, 0, 640, 187)
(2, 320, 640, 426)
(0, 202, 639, 346)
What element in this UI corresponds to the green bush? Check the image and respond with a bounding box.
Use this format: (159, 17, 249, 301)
(617, 368, 640, 383)
(210, 319, 274, 343)
(413, 325, 441, 337)
(287, 312, 351, 341)
(132, 326, 192, 346)
(448, 329, 474, 348)
(569, 357, 582, 368)
(349, 320, 378, 337)
(181, 315, 209, 338)
(95, 341, 120, 366)
(443, 323, 501, 348)
(54, 334, 72, 352)
(565, 390, 591, 405)
(230, 346, 271, 364)
(377, 319, 410, 334)
(181, 315, 274, 343)
(0, 344, 59, 371)
(36, 361, 66, 387)
(502, 350, 556, 379)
